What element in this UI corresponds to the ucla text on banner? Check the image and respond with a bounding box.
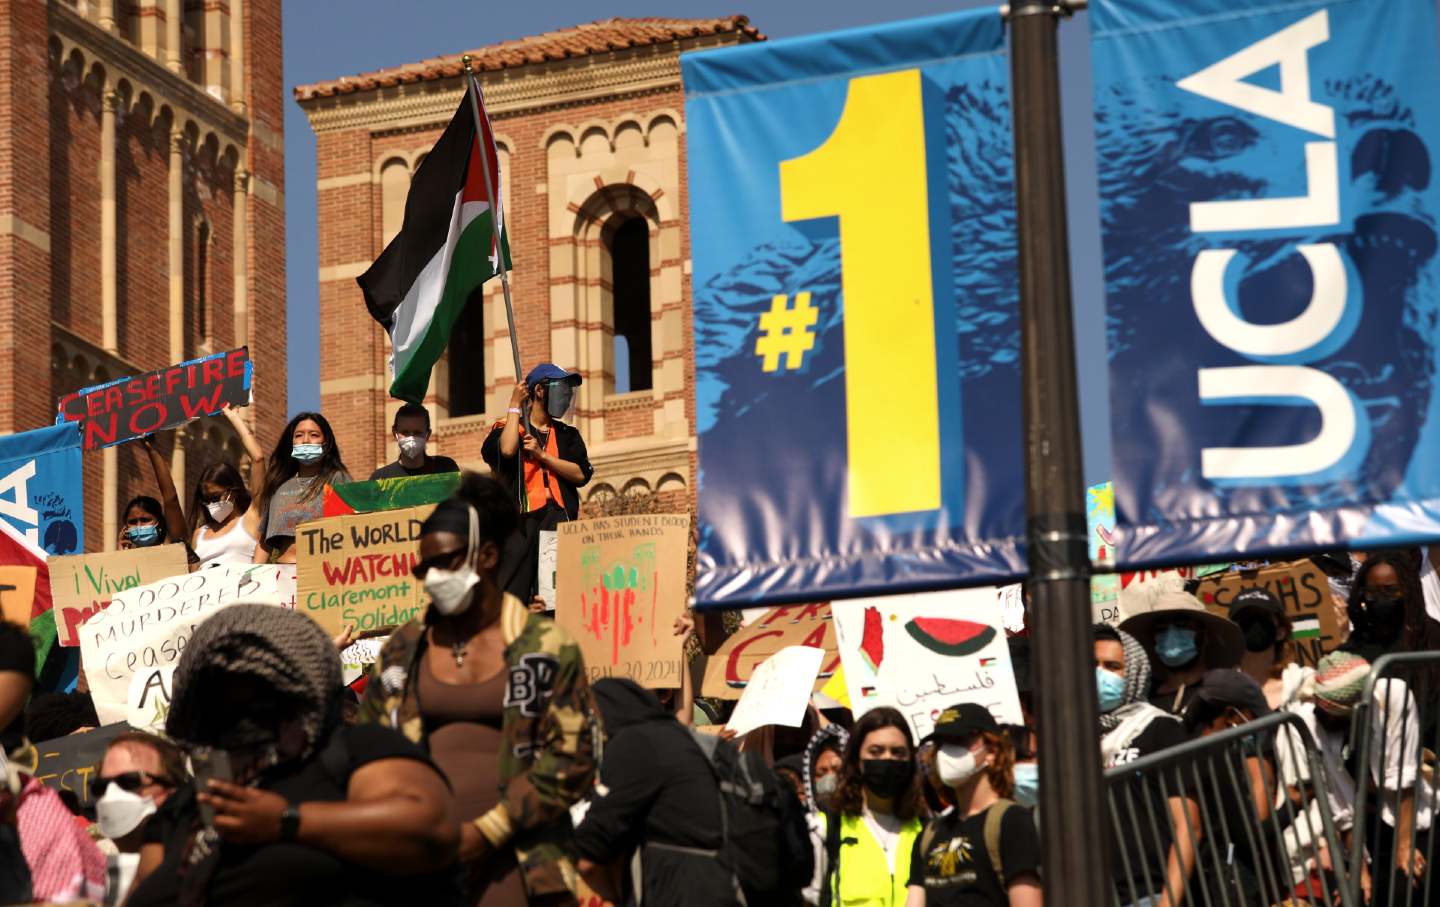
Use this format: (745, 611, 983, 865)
(1091, 0, 1440, 565)
(682, 9, 1023, 606)
(0, 424, 84, 624)
(56, 347, 252, 450)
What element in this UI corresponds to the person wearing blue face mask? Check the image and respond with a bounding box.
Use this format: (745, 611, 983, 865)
(117, 496, 172, 550)
(1095, 625, 1201, 907)
(253, 412, 350, 564)
(1120, 589, 1244, 715)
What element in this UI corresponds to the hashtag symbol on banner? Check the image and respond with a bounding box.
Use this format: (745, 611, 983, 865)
(754, 292, 818, 373)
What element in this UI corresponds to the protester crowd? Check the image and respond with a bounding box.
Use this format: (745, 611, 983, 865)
(2, 362, 1440, 906)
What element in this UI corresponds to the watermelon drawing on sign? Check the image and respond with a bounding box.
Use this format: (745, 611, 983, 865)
(860, 606, 884, 671)
(904, 617, 997, 657)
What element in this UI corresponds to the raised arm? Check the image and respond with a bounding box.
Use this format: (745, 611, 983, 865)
(221, 405, 266, 492)
(140, 435, 188, 543)
(498, 383, 528, 458)
(198, 758, 458, 872)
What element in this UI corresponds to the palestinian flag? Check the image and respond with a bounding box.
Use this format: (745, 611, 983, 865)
(357, 81, 512, 403)
(1291, 616, 1321, 640)
(322, 473, 463, 517)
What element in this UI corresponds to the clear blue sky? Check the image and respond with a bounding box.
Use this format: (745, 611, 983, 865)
(282, 1, 1112, 487)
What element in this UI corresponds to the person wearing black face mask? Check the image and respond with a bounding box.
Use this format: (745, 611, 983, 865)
(818, 706, 921, 907)
(1341, 552, 1429, 663)
(1227, 587, 1293, 705)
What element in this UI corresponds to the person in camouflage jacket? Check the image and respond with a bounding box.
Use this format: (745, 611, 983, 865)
(358, 591, 598, 901)
(357, 476, 600, 903)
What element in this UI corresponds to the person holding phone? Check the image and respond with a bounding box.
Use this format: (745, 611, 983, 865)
(126, 604, 461, 906)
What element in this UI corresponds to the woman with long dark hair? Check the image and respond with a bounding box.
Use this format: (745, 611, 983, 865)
(187, 407, 266, 567)
(1341, 550, 1440, 662)
(252, 412, 349, 563)
(117, 495, 178, 551)
(818, 706, 922, 907)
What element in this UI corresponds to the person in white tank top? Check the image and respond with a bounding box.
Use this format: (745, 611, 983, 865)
(184, 406, 267, 567)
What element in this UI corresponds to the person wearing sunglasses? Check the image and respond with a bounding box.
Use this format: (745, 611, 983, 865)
(358, 471, 599, 905)
(95, 731, 185, 901)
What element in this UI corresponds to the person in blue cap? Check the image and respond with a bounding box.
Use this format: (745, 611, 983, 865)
(482, 364, 593, 603)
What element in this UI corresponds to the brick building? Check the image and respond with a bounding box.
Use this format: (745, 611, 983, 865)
(0, 0, 287, 551)
(295, 16, 762, 508)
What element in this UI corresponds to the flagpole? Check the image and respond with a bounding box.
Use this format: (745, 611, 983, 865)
(462, 55, 530, 513)
(462, 56, 522, 384)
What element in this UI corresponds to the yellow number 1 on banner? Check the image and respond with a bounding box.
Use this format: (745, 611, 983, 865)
(780, 68, 940, 519)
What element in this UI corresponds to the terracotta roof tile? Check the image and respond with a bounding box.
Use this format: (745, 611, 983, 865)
(293, 15, 763, 102)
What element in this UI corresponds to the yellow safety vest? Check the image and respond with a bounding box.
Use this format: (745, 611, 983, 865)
(822, 811, 923, 907)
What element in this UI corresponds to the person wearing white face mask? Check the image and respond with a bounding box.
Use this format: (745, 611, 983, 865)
(904, 704, 1042, 907)
(93, 731, 184, 904)
(356, 472, 599, 905)
(370, 403, 460, 480)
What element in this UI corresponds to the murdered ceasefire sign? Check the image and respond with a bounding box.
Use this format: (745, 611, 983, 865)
(295, 505, 433, 635)
(49, 544, 188, 647)
(701, 602, 841, 700)
(554, 514, 691, 690)
(81, 564, 288, 725)
(55, 347, 251, 450)
(1194, 559, 1341, 668)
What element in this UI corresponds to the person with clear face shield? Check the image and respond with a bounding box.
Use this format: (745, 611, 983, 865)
(481, 364, 593, 605)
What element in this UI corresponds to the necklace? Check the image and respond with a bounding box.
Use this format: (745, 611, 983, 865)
(450, 638, 467, 667)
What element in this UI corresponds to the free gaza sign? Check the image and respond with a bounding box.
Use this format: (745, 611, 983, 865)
(56, 348, 252, 450)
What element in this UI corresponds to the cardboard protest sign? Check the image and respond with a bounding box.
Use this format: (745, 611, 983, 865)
(1194, 560, 1341, 668)
(56, 347, 251, 450)
(537, 530, 558, 611)
(833, 588, 1023, 741)
(8, 722, 131, 807)
(701, 602, 840, 700)
(81, 564, 287, 724)
(554, 514, 691, 689)
(0, 564, 37, 625)
(49, 544, 188, 646)
(726, 646, 825, 737)
(295, 506, 432, 635)
(127, 665, 176, 733)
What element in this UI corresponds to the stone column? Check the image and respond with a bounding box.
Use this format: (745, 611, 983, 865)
(228, 0, 246, 115)
(98, 0, 116, 32)
(101, 90, 119, 550)
(170, 130, 187, 491)
(166, 0, 182, 74)
(232, 169, 249, 349)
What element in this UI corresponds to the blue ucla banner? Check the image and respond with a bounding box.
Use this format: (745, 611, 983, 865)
(682, 9, 1024, 606)
(0, 424, 85, 557)
(1092, 0, 1440, 567)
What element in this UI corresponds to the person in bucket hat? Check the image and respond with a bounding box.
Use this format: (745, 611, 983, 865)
(1121, 589, 1245, 715)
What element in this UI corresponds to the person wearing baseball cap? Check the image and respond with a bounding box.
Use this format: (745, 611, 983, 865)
(907, 703, 1042, 907)
(482, 364, 593, 606)
(1227, 587, 1294, 697)
(1120, 590, 1245, 715)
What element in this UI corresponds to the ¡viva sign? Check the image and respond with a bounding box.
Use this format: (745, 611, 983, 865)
(1181, 11, 1364, 484)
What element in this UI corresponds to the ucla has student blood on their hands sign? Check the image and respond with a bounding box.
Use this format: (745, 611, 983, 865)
(682, 9, 1024, 606)
(56, 347, 252, 450)
(1092, 0, 1440, 565)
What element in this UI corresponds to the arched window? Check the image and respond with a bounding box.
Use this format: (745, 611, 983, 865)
(609, 216, 651, 394)
(447, 289, 487, 416)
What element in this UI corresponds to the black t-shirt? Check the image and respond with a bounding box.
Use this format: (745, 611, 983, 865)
(368, 455, 460, 481)
(1105, 714, 1195, 905)
(129, 724, 462, 907)
(0, 624, 34, 752)
(909, 803, 1041, 907)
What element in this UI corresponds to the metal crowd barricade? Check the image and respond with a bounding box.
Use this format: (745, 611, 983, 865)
(1105, 710, 1355, 907)
(1348, 652, 1440, 907)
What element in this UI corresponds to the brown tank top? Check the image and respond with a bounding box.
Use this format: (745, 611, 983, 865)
(417, 657, 507, 823)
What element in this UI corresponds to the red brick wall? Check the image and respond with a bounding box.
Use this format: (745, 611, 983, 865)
(0, 3, 287, 551)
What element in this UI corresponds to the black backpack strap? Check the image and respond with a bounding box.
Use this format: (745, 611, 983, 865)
(820, 808, 842, 907)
